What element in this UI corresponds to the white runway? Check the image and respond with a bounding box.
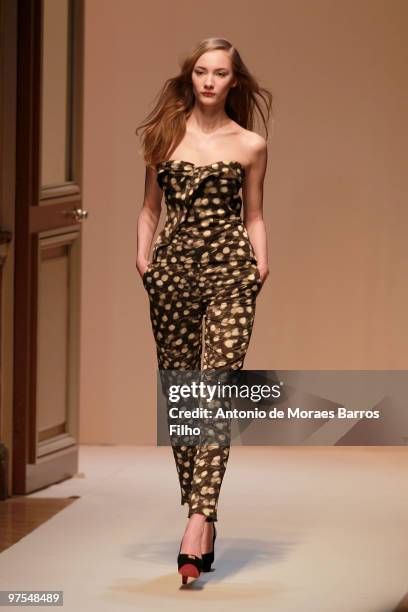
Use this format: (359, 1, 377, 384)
(0, 445, 406, 611)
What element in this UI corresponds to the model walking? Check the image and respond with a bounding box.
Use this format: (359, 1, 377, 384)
(135, 37, 272, 584)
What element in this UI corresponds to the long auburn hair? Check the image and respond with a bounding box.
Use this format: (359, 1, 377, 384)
(135, 37, 273, 169)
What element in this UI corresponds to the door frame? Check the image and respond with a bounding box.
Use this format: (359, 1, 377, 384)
(12, 0, 85, 495)
(0, 0, 18, 498)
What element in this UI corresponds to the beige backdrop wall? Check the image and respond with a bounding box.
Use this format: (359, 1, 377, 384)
(80, 0, 408, 444)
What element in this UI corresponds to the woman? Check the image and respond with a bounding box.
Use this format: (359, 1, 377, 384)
(135, 37, 272, 584)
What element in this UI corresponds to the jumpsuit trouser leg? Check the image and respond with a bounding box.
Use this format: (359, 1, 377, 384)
(143, 259, 262, 522)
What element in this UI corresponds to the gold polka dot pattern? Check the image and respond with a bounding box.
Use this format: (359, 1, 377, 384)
(152, 160, 258, 265)
(143, 159, 262, 522)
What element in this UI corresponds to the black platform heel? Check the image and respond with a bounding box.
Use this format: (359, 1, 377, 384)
(177, 541, 203, 585)
(201, 523, 217, 572)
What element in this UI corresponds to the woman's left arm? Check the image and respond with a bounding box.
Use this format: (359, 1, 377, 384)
(242, 136, 269, 285)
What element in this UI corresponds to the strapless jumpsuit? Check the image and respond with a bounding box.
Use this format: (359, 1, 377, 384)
(142, 159, 262, 522)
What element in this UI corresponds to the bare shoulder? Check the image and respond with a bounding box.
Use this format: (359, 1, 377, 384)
(234, 124, 267, 167)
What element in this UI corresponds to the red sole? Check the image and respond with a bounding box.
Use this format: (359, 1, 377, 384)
(178, 563, 200, 583)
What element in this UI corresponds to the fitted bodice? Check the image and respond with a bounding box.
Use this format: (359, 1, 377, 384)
(151, 159, 258, 265)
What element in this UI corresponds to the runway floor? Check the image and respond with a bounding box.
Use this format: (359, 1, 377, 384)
(0, 445, 407, 611)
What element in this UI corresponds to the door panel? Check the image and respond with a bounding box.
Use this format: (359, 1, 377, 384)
(41, 0, 71, 189)
(36, 230, 80, 459)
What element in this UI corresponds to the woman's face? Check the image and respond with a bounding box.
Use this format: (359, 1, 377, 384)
(191, 50, 237, 105)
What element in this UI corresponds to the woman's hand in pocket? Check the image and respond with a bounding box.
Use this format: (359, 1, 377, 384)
(257, 263, 269, 292)
(137, 257, 150, 280)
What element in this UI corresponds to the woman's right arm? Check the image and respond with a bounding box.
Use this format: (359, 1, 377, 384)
(136, 165, 163, 278)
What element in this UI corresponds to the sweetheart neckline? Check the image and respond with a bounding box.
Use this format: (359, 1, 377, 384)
(157, 159, 245, 173)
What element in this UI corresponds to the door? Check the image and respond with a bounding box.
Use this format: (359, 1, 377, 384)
(13, 0, 87, 494)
